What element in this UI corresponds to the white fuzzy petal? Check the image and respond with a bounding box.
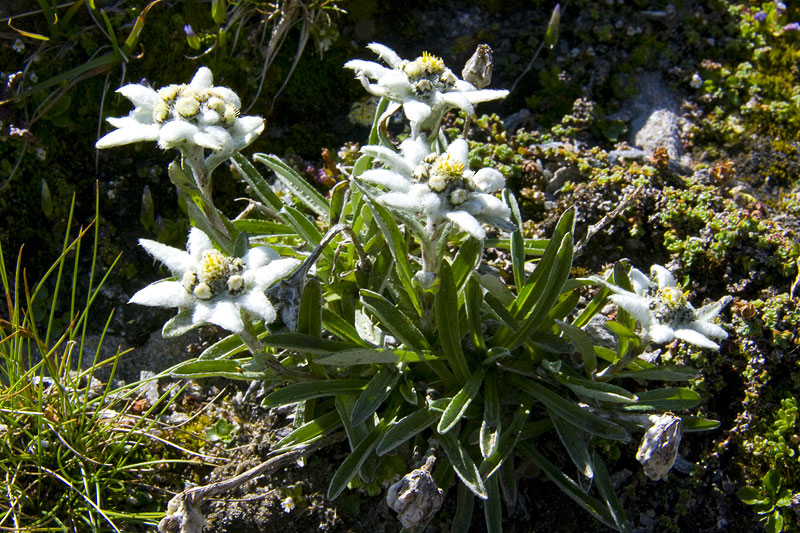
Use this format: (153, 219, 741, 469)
(96, 125, 160, 148)
(186, 228, 214, 260)
(239, 290, 277, 323)
(687, 320, 728, 340)
(446, 139, 469, 167)
(441, 91, 474, 115)
(673, 328, 720, 349)
(231, 116, 265, 149)
(129, 280, 192, 308)
(446, 210, 485, 240)
(650, 265, 676, 290)
(344, 59, 391, 80)
(195, 300, 244, 333)
(158, 121, 200, 149)
(210, 86, 240, 108)
(251, 258, 301, 290)
(628, 268, 653, 296)
(471, 168, 505, 193)
(379, 70, 413, 96)
(379, 192, 423, 212)
(609, 294, 653, 326)
(139, 239, 193, 274)
(461, 193, 510, 219)
(193, 125, 233, 151)
(696, 296, 732, 321)
(462, 88, 509, 104)
(403, 98, 432, 125)
(190, 67, 214, 89)
(366, 43, 402, 67)
(361, 145, 414, 177)
(359, 169, 412, 192)
(116, 84, 159, 108)
(399, 135, 430, 165)
(648, 323, 676, 344)
(245, 245, 280, 270)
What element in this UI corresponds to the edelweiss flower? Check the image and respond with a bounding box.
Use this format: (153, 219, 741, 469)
(359, 136, 515, 240)
(96, 67, 264, 173)
(130, 228, 299, 334)
(605, 265, 731, 349)
(344, 43, 508, 138)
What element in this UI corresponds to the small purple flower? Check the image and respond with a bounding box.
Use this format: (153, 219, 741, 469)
(784, 22, 800, 32)
(183, 24, 195, 37)
(754, 11, 767, 22)
(776, 2, 787, 14)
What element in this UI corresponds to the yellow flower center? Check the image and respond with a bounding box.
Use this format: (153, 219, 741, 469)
(420, 51, 445, 74)
(199, 249, 229, 284)
(659, 287, 687, 308)
(433, 153, 465, 178)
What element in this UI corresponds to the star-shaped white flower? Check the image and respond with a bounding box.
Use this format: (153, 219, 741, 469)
(130, 228, 299, 334)
(96, 67, 264, 173)
(344, 43, 508, 138)
(604, 265, 731, 349)
(359, 136, 515, 240)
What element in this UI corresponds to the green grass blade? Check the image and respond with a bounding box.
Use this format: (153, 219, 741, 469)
(254, 153, 329, 217)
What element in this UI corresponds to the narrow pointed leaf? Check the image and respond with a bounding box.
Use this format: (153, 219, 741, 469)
(622, 387, 702, 412)
(254, 153, 329, 217)
(377, 408, 438, 456)
(328, 423, 385, 500)
(550, 410, 594, 481)
(452, 481, 476, 532)
(557, 320, 597, 377)
(465, 276, 486, 352)
(329, 181, 348, 225)
(259, 332, 357, 354)
(452, 237, 483, 291)
(276, 411, 342, 449)
(171, 359, 267, 380)
(436, 261, 470, 383)
(262, 380, 369, 407)
(504, 189, 525, 290)
(315, 348, 439, 365)
(351, 367, 399, 426)
(483, 474, 503, 533)
(231, 152, 283, 210)
(592, 450, 631, 533)
(361, 289, 430, 351)
(438, 368, 486, 434)
(321, 307, 369, 346)
(298, 278, 322, 337)
(438, 430, 487, 499)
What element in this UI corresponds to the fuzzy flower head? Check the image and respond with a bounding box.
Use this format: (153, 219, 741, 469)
(96, 67, 264, 172)
(129, 228, 299, 334)
(606, 265, 731, 350)
(344, 43, 508, 138)
(359, 136, 515, 240)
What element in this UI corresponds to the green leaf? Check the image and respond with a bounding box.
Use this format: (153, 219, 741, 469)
(376, 408, 439, 456)
(498, 455, 517, 508)
(504, 189, 525, 291)
(436, 261, 471, 383)
(276, 411, 342, 449)
(280, 205, 325, 250)
(162, 308, 199, 338)
(480, 373, 501, 458)
(298, 278, 322, 337)
(763, 469, 781, 496)
(557, 375, 638, 404)
(254, 153, 329, 217)
(495, 232, 573, 350)
(615, 365, 700, 381)
(681, 416, 720, 432)
(335, 395, 368, 451)
(366, 200, 420, 313)
(518, 443, 618, 530)
(465, 276, 486, 352)
(478, 400, 530, 480)
(604, 320, 639, 340)
(511, 207, 574, 319)
(329, 181, 348, 225)
(592, 450, 631, 532)
(509, 376, 628, 440)
(438, 430, 487, 499)
(622, 387, 702, 412)
(361, 290, 430, 351)
(232, 230, 249, 258)
(315, 348, 439, 365)
(736, 486, 764, 505)
(327, 423, 386, 500)
(483, 474, 503, 533)
(452, 481, 476, 532)
(230, 153, 282, 210)
(452, 237, 483, 291)
(262, 380, 369, 407)
(171, 359, 266, 380)
(232, 219, 292, 236)
(438, 368, 486, 434)
(260, 332, 357, 354)
(544, 3, 561, 48)
(557, 320, 596, 377)
(550, 410, 593, 480)
(198, 330, 251, 360)
(321, 307, 369, 346)
(765, 510, 784, 533)
(351, 367, 400, 426)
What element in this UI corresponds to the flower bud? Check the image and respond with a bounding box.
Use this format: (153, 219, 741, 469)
(41, 178, 53, 219)
(184, 25, 201, 50)
(140, 185, 155, 231)
(636, 413, 682, 480)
